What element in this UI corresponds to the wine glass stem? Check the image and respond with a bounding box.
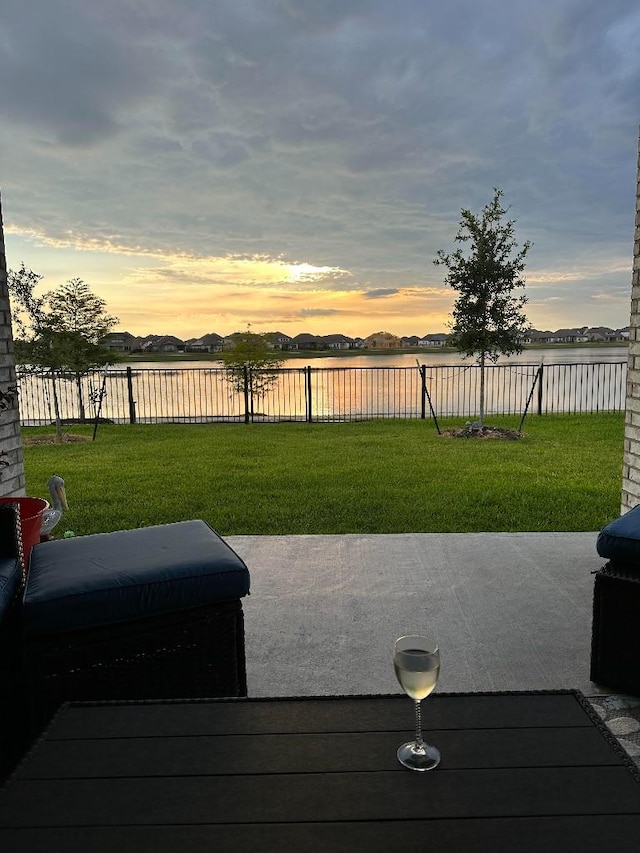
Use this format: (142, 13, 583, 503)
(414, 700, 424, 748)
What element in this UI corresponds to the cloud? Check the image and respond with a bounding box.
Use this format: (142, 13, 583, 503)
(299, 308, 343, 317)
(1, 0, 638, 338)
(363, 288, 400, 299)
(0, 2, 164, 146)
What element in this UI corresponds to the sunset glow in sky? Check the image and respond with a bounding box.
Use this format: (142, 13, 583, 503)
(1, 1, 639, 340)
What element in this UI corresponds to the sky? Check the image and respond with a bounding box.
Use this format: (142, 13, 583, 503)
(1, 0, 639, 341)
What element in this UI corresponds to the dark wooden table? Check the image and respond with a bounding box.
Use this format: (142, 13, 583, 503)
(1, 690, 640, 852)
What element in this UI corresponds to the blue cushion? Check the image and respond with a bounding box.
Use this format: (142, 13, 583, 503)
(0, 557, 21, 620)
(23, 520, 250, 637)
(597, 504, 640, 560)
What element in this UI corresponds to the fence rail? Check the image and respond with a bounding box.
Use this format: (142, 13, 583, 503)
(16, 361, 628, 427)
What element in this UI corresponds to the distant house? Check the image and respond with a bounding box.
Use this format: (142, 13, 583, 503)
(552, 328, 590, 344)
(524, 330, 553, 344)
(264, 331, 293, 350)
(142, 335, 185, 353)
(364, 331, 402, 349)
(222, 333, 240, 350)
(321, 334, 354, 350)
(104, 324, 626, 356)
(139, 334, 162, 350)
(100, 331, 141, 352)
(290, 333, 323, 350)
(185, 333, 224, 353)
(585, 327, 609, 342)
(582, 326, 618, 342)
(585, 327, 626, 342)
(223, 332, 261, 350)
(401, 335, 420, 347)
(419, 333, 449, 348)
(525, 329, 591, 344)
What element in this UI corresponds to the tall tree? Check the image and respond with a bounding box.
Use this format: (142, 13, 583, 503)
(8, 266, 118, 439)
(44, 278, 118, 420)
(221, 327, 284, 419)
(434, 188, 531, 428)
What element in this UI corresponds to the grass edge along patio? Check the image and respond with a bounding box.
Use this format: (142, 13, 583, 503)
(22, 413, 623, 537)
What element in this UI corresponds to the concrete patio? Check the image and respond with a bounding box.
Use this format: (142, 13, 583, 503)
(228, 531, 607, 699)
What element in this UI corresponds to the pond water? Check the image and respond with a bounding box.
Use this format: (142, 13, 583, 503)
(118, 346, 628, 372)
(18, 347, 628, 425)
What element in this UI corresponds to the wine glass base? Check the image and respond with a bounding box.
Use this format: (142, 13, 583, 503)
(397, 741, 441, 771)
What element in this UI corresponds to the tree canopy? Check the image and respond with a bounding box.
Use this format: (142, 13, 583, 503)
(8, 265, 118, 438)
(46, 278, 118, 344)
(8, 267, 117, 370)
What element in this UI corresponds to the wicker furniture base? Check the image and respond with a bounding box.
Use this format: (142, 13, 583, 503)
(21, 598, 247, 740)
(0, 506, 25, 779)
(0, 602, 22, 779)
(591, 562, 640, 695)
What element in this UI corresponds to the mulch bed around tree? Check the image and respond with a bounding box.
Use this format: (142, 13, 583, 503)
(441, 425, 524, 440)
(22, 434, 92, 446)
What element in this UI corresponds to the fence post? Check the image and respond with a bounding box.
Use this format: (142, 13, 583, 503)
(537, 363, 544, 415)
(243, 364, 250, 424)
(305, 366, 313, 422)
(418, 362, 442, 434)
(518, 366, 542, 432)
(420, 364, 426, 419)
(126, 367, 137, 424)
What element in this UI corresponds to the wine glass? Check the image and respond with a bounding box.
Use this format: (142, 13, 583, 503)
(393, 635, 441, 771)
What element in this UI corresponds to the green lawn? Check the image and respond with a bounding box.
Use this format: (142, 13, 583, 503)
(22, 414, 624, 537)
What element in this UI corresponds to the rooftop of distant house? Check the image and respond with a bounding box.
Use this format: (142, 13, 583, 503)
(100, 325, 630, 353)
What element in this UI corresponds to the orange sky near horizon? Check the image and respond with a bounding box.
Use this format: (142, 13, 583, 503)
(4, 226, 457, 339)
(4, 225, 633, 341)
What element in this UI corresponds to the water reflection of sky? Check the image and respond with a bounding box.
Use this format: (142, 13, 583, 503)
(19, 346, 628, 424)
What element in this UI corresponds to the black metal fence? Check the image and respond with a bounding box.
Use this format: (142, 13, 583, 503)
(16, 361, 628, 427)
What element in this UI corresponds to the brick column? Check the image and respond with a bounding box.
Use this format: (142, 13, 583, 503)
(0, 192, 26, 496)
(622, 133, 640, 511)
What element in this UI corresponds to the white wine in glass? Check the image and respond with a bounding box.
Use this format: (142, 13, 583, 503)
(393, 635, 441, 771)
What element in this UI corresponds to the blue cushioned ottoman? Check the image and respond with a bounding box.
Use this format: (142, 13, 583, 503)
(21, 520, 250, 736)
(596, 503, 640, 566)
(591, 505, 640, 694)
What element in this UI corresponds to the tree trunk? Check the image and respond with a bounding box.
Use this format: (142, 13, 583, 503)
(478, 352, 486, 428)
(50, 368, 63, 443)
(75, 372, 86, 421)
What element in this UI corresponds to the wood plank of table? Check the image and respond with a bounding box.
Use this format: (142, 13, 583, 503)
(43, 692, 596, 740)
(3, 816, 640, 853)
(2, 766, 639, 826)
(15, 726, 622, 778)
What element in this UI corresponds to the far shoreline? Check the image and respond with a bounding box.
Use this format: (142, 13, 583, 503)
(119, 340, 628, 364)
